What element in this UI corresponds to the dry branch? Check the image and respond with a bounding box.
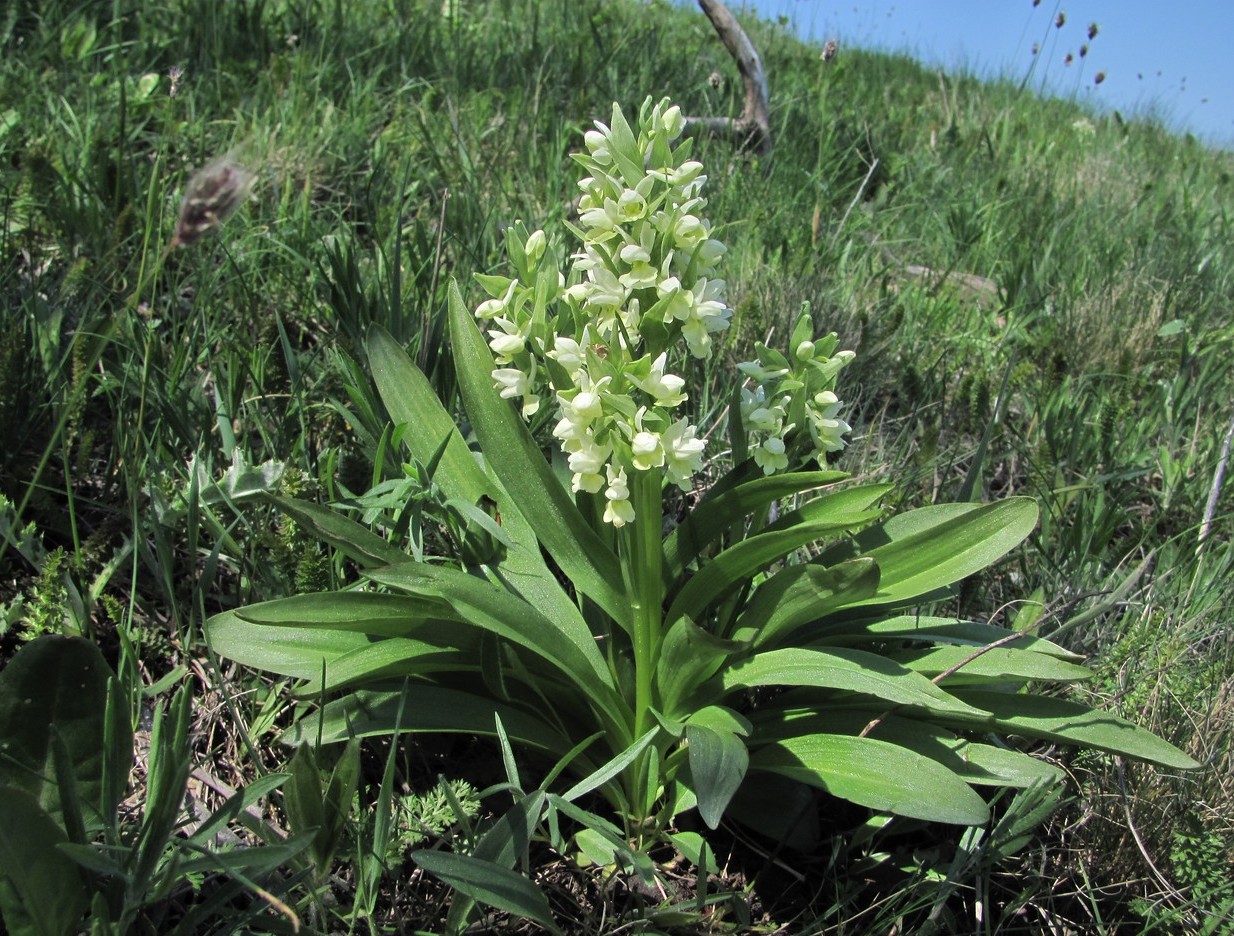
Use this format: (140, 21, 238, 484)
(685, 0, 772, 155)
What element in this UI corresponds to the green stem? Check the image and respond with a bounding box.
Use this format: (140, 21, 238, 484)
(629, 468, 664, 739)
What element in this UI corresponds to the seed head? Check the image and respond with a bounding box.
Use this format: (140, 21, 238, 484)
(822, 39, 839, 63)
(1079, 44, 1088, 58)
(1088, 22, 1099, 40)
(1064, 53, 1073, 66)
(171, 157, 254, 248)
(1094, 72, 1106, 86)
(1055, 12, 1065, 28)
(708, 70, 723, 89)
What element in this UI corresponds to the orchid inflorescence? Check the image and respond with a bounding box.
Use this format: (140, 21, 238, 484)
(474, 97, 854, 525)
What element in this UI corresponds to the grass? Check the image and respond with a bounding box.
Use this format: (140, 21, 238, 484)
(2, 0, 1233, 931)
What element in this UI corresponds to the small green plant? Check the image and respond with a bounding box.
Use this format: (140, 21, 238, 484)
(207, 99, 1196, 930)
(0, 637, 304, 935)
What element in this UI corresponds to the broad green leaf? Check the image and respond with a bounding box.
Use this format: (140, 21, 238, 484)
(732, 559, 880, 648)
(752, 734, 990, 825)
(236, 591, 448, 636)
(720, 647, 988, 717)
(667, 487, 888, 627)
(301, 640, 470, 694)
(207, 609, 400, 682)
(0, 637, 124, 829)
(368, 560, 619, 710)
(811, 615, 1084, 661)
(749, 710, 1063, 788)
(413, 850, 560, 934)
(284, 686, 569, 756)
(367, 323, 494, 504)
(664, 470, 850, 581)
(943, 689, 1200, 769)
(655, 616, 746, 717)
(368, 323, 588, 636)
(889, 646, 1093, 684)
(0, 787, 86, 936)
(819, 498, 1039, 609)
(685, 721, 749, 829)
(448, 282, 630, 632)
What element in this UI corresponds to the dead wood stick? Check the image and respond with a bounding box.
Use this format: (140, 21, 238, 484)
(685, 0, 772, 154)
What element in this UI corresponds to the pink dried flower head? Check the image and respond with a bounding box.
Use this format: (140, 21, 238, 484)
(822, 39, 839, 62)
(1088, 22, 1099, 40)
(1055, 12, 1065, 27)
(171, 157, 254, 248)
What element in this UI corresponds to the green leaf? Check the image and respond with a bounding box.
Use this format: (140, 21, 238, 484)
(889, 646, 1093, 684)
(655, 616, 746, 717)
(0, 637, 122, 829)
(667, 486, 888, 627)
(0, 787, 86, 936)
(447, 282, 630, 632)
(262, 494, 407, 569)
(370, 323, 586, 631)
(664, 470, 849, 581)
(812, 615, 1084, 661)
(207, 609, 398, 682)
(752, 735, 990, 825)
(732, 559, 880, 649)
(721, 647, 988, 717)
(443, 790, 550, 932)
(368, 561, 619, 711)
(560, 728, 659, 803)
(236, 591, 449, 636)
(413, 850, 560, 934)
(750, 710, 1063, 788)
(945, 689, 1200, 769)
(367, 323, 494, 505)
(283, 686, 569, 756)
(685, 718, 749, 829)
(819, 498, 1039, 609)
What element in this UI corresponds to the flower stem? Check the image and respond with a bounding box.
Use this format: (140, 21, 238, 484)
(629, 469, 664, 738)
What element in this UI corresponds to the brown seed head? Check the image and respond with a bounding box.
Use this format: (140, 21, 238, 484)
(1055, 12, 1065, 27)
(1094, 71, 1106, 85)
(1088, 22, 1099, 40)
(1064, 53, 1073, 66)
(708, 70, 723, 88)
(1079, 44, 1088, 58)
(170, 158, 254, 248)
(822, 39, 839, 63)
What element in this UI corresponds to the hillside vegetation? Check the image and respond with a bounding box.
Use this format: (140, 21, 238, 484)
(2, 0, 1232, 932)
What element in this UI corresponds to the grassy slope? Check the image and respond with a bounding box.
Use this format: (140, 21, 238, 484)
(2, 0, 1233, 930)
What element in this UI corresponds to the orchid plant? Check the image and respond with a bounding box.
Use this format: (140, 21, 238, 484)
(207, 99, 1194, 888)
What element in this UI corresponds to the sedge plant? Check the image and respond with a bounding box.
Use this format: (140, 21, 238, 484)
(207, 99, 1195, 865)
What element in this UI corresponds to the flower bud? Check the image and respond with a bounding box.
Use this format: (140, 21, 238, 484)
(795, 340, 816, 361)
(661, 105, 684, 139)
(524, 229, 546, 263)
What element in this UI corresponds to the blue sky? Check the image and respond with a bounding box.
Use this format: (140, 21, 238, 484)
(732, 0, 1234, 149)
